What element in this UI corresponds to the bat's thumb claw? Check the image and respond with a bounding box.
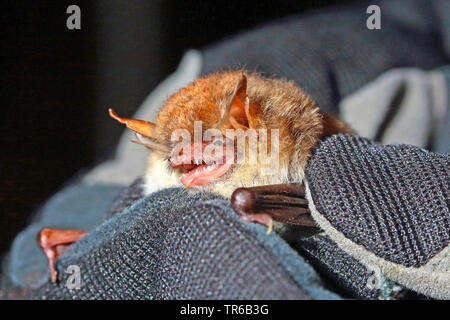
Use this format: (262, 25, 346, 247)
(51, 271, 57, 283)
(266, 221, 273, 235)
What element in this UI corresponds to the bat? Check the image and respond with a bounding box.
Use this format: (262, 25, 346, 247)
(37, 71, 352, 282)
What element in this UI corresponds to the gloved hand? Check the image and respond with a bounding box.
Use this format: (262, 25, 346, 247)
(1, 180, 338, 300)
(299, 134, 449, 300)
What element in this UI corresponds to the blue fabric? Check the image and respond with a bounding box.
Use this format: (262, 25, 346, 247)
(29, 188, 339, 299)
(5, 183, 339, 299)
(199, 200, 340, 300)
(8, 184, 122, 288)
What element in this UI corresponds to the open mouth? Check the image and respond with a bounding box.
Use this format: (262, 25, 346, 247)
(169, 139, 234, 187)
(179, 162, 233, 187)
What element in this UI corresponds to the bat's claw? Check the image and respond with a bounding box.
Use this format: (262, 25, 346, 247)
(51, 270, 57, 283)
(37, 228, 88, 283)
(266, 221, 273, 235)
(241, 213, 274, 234)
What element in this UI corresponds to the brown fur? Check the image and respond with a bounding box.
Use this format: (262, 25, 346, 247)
(145, 71, 351, 198)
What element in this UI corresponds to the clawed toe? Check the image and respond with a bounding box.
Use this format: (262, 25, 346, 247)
(37, 228, 88, 283)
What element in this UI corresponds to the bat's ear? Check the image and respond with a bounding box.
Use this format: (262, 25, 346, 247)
(220, 74, 256, 130)
(109, 108, 156, 138)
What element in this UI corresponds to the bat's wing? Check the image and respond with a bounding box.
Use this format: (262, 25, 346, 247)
(230, 184, 317, 233)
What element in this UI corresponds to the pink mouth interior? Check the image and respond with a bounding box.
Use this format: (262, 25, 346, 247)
(170, 140, 234, 187)
(180, 162, 233, 187)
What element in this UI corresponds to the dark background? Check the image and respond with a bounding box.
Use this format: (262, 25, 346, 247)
(0, 0, 355, 256)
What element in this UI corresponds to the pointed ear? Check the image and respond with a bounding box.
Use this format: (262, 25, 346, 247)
(109, 108, 156, 138)
(220, 74, 256, 129)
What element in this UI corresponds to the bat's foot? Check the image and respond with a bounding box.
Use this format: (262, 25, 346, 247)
(37, 228, 88, 283)
(230, 184, 317, 232)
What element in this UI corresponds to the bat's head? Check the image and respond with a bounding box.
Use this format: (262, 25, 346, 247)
(110, 71, 326, 197)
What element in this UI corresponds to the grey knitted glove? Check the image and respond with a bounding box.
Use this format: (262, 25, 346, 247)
(302, 134, 449, 299)
(25, 186, 338, 300)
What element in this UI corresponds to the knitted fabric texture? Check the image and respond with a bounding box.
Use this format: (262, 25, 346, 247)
(306, 134, 449, 268)
(291, 233, 402, 299)
(28, 189, 337, 300)
(106, 178, 144, 218)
